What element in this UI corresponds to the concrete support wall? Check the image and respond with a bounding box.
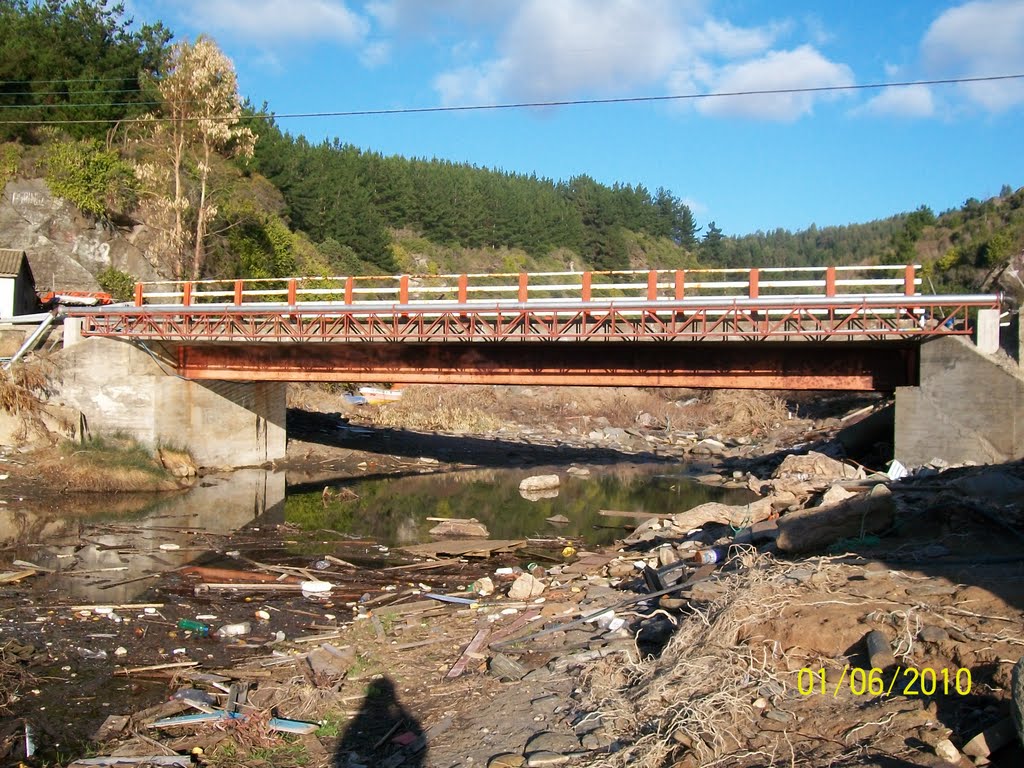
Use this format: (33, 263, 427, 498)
(895, 336, 1024, 466)
(53, 337, 286, 468)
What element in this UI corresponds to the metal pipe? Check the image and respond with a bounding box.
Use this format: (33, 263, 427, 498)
(4, 312, 56, 369)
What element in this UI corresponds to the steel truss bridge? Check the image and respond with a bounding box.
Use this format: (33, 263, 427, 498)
(69, 265, 1001, 391)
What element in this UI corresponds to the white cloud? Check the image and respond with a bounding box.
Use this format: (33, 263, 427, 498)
(435, 0, 690, 105)
(921, 0, 1024, 110)
(179, 0, 368, 44)
(859, 84, 936, 118)
(696, 46, 855, 121)
(690, 18, 779, 58)
(360, 40, 391, 68)
(428, 0, 849, 122)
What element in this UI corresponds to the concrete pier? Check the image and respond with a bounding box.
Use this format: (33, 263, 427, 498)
(895, 336, 1024, 466)
(53, 335, 286, 468)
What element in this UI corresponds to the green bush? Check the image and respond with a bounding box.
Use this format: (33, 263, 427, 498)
(0, 142, 22, 188)
(97, 267, 137, 302)
(44, 140, 138, 219)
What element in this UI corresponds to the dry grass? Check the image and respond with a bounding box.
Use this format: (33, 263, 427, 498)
(0, 359, 52, 415)
(0, 641, 36, 716)
(582, 552, 801, 767)
(38, 435, 184, 492)
(687, 390, 788, 438)
(370, 385, 504, 433)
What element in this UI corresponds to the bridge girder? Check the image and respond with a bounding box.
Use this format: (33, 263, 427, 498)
(174, 341, 919, 392)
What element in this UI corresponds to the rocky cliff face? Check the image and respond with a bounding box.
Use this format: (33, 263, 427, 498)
(0, 178, 164, 292)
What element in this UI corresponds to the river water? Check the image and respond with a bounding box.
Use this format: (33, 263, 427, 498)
(3, 462, 753, 603)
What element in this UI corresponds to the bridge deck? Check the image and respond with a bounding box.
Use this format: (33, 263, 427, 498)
(66, 266, 1002, 390)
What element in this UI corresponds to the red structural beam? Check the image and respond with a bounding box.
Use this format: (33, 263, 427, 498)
(72, 295, 996, 345)
(174, 341, 918, 391)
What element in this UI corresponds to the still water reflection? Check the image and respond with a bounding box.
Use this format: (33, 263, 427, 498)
(285, 464, 755, 548)
(3, 464, 753, 603)
(4, 470, 285, 603)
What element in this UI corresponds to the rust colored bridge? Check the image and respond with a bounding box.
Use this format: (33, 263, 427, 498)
(68, 265, 1001, 391)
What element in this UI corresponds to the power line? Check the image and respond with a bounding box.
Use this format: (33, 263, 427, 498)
(0, 73, 1021, 125)
(0, 86, 146, 97)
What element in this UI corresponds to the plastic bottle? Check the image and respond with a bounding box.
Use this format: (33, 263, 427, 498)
(690, 547, 727, 565)
(176, 619, 210, 637)
(215, 621, 252, 638)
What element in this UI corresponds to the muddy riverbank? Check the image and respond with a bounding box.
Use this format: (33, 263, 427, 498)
(1, 385, 1022, 767)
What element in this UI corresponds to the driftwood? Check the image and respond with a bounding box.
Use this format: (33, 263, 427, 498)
(776, 485, 894, 553)
(672, 497, 774, 531)
(399, 539, 525, 558)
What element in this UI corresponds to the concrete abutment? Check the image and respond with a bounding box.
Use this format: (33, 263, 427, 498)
(53, 333, 286, 468)
(895, 335, 1024, 466)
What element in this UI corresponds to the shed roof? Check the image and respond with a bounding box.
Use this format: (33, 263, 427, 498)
(0, 249, 29, 278)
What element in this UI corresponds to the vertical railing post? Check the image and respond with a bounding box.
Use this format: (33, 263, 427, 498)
(647, 270, 658, 301)
(234, 279, 244, 306)
(134, 282, 144, 307)
(825, 266, 836, 297)
(518, 273, 529, 303)
(904, 265, 916, 296)
(458, 274, 468, 304)
(674, 270, 685, 300)
(287, 278, 297, 306)
(748, 269, 760, 299)
(581, 271, 592, 302)
(182, 282, 192, 307)
(344, 277, 354, 305)
(399, 275, 409, 304)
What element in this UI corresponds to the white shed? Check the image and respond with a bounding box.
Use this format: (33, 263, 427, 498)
(0, 249, 38, 318)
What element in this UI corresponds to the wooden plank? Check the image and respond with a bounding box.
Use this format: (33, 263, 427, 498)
(446, 628, 490, 678)
(399, 539, 525, 558)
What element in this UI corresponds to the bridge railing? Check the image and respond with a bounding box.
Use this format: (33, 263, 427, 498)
(132, 265, 923, 308)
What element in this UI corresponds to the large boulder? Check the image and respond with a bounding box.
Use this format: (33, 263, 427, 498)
(0, 178, 163, 291)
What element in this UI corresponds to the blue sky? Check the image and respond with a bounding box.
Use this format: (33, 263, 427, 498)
(129, 0, 1024, 236)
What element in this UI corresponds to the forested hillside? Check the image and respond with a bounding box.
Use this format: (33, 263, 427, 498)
(0, 0, 1021, 300)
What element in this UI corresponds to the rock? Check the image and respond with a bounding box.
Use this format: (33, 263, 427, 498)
(429, 518, 490, 537)
(919, 626, 950, 643)
(488, 754, 526, 768)
(489, 653, 528, 681)
(657, 546, 681, 567)
(519, 474, 560, 492)
(934, 738, 961, 763)
(566, 467, 590, 477)
(581, 731, 614, 750)
(603, 427, 628, 440)
(782, 567, 814, 584)
(158, 447, 197, 478)
(526, 753, 569, 767)
(526, 732, 581, 754)
(820, 484, 856, 506)
(546, 514, 570, 524)
(606, 560, 636, 578)
(693, 438, 726, 454)
(509, 573, 546, 600)
(473, 577, 495, 597)
(773, 451, 864, 482)
(636, 412, 660, 428)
